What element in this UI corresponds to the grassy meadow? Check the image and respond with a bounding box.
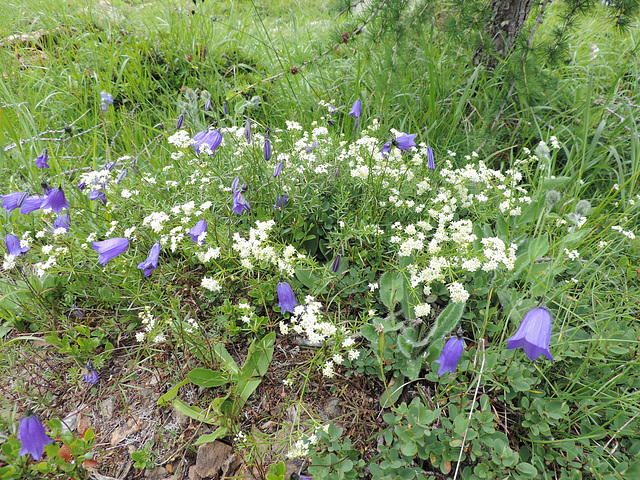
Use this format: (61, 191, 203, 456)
(0, 0, 639, 479)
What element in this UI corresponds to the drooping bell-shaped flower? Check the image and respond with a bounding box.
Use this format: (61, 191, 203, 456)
(18, 414, 53, 461)
(41, 187, 70, 214)
(5, 234, 29, 256)
(89, 190, 106, 204)
(233, 190, 250, 214)
(137, 242, 161, 277)
(1, 191, 28, 213)
(188, 220, 208, 245)
(349, 99, 362, 118)
(35, 149, 49, 169)
(92, 237, 129, 266)
(394, 133, 416, 151)
(435, 336, 464, 376)
(274, 194, 288, 210)
(20, 195, 45, 215)
(277, 281, 298, 314)
(427, 147, 435, 171)
(100, 91, 114, 105)
(192, 130, 223, 155)
(52, 214, 71, 235)
(506, 307, 554, 361)
(84, 360, 99, 385)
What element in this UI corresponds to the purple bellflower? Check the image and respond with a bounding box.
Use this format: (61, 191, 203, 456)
(277, 281, 298, 314)
(137, 242, 161, 277)
(35, 149, 49, 169)
(20, 195, 44, 215)
(84, 360, 99, 384)
(192, 130, 223, 155)
(506, 307, 554, 361)
(18, 414, 53, 461)
(427, 147, 435, 170)
(100, 91, 114, 111)
(176, 113, 184, 129)
(233, 190, 251, 214)
(1, 191, 28, 213)
(394, 133, 417, 151)
(349, 99, 362, 118)
(264, 137, 272, 161)
(41, 187, 70, 214)
(5, 234, 29, 256)
(188, 220, 208, 245)
(89, 189, 106, 204)
(274, 194, 288, 210)
(273, 161, 283, 178)
(381, 143, 391, 158)
(92, 237, 129, 266)
(52, 214, 71, 235)
(435, 336, 465, 376)
(231, 176, 240, 193)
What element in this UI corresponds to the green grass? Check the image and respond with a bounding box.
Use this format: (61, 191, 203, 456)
(0, 0, 639, 479)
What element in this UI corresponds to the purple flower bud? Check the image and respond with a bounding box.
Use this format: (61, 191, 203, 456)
(331, 252, 342, 273)
(41, 187, 70, 214)
(100, 102, 108, 112)
(188, 220, 208, 245)
(203, 97, 212, 111)
(506, 307, 554, 361)
(5, 234, 29, 256)
(223, 100, 228, 115)
(92, 237, 130, 266)
(231, 176, 240, 193)
(381, 142, 390, 158)
(35, 149, 49, 169)
(435, 336, 464, 376)
(273, 161, 283, 178)
(427, 147, 435, 171)
(274, 194, 288, 209)
(137, 242, 161, 277)
(264, 138, 272, 161)
(116, 168, 128, 184)
(176, 113, 184, 130)
(244, 118, 252, 144)
(349, 99, 362, 118)
(84, 361, 99, 384)
(277, 281, 298, 314)
(18, 414, 53, 461)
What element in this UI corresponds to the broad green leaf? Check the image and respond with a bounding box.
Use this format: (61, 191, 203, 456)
(424, 301, 466, 357)
(188, 368, 229, 388)
(171, 398, 219, 425)
(235, 378, 261, 404)
(157, 378, 190, 406)
(527, 234, 549, 262)
(194, 427, 228, 446)
(379, 272, 404, 310)
(212, 343, 239, 376)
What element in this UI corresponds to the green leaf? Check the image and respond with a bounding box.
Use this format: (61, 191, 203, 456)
(379, 272, 404, 310)
(424, 301, 466, 357)
(188, 368, 229, 388)
(212, 343, 239, 376)
(171, 398, 219, 425)
(542, 176, 571, 189)
(235, 378, 261, 404)
(516, 462, 538, 477)
(527, 234, 549, 262)
(157, 378, 191, 406)
(194, 427, 228, 446)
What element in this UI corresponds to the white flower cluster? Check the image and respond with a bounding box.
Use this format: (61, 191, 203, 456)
(167, 130, 193, 148)
(201, 276, 222, 292)
(448, 282, 469, 303)
(287, 296, 337, 345)
(143, 211, 170, 233)
(612, 225, 636, 240)
(136, 306, 165, 342)
(232, 220, 303, 274)
(564, 248, 580, 261)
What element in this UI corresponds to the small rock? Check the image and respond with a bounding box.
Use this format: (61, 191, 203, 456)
(195, 441, 238, 478)
(100, 397, 115, 418)
(110, 417, 141, 446)
(144, 466, 168, 480)
(320, 397, 342, 420)
(188, 465, 202, 480)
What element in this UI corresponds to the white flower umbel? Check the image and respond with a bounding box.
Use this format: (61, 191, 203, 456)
(290, 296, 336, 345)
(448, 282, 469, 303)
(201, 276, 222, 292)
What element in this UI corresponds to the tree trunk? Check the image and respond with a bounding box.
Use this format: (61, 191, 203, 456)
(474, 0, 536, 68)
